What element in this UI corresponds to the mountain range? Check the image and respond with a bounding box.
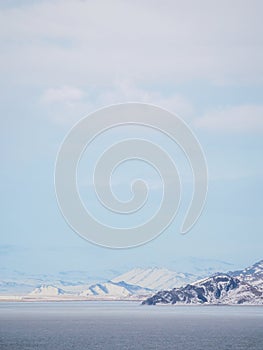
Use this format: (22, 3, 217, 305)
(29, 280, 151, 299)
(0, 257, 237, 296)
(16, 268, 188, 300)
(0, 259, 262, 304)
(143, 260, 263, 305)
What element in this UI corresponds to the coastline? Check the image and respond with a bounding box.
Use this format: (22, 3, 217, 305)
(0, 296, 146, 302)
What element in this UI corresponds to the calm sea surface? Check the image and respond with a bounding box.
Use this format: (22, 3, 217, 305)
(0, 301, 262, 349)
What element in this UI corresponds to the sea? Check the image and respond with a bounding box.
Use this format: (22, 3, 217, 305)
(0, 301, 262, 349)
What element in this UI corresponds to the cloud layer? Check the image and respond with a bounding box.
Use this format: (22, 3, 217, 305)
(1, 0, 263, 87)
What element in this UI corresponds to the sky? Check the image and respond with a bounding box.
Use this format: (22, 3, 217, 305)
(0, 0, 263, 278)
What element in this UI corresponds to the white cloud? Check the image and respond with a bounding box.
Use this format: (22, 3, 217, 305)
(95, 81, 194, 117)
(40, 81, 194, 126)
(42, 86, 84, 104)
(0, 0, 262, 86)
(194, 105, 263, 132)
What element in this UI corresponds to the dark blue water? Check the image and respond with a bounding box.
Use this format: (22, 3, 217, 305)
(0, 302, 262, 349)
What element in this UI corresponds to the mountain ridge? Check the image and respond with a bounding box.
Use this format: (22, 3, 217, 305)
(1, 259, 262, 303)
(143, 259, 263, 305)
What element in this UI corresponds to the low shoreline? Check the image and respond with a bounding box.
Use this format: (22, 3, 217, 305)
(0, 297, 262, 306)
(0, 296, 145, 302)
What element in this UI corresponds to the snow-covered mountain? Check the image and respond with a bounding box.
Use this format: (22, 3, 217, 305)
(112, 267, 197, 290)
(27, 281, 151, 300)
(229, 259, 263, 291)
(0, 268, 112, 295)
(30, 285, 66, 297)
(143, 260, 263, 305)
(26, 268, 195, 300)
(2, 259, 262, 302)
(0, 258, 238, 295)
(0, 279, 94, 295)
(143, 274, 262, 305)
(80, 281, 151, 299)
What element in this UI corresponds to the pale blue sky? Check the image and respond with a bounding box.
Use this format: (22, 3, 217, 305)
(0, 0, 263, 277)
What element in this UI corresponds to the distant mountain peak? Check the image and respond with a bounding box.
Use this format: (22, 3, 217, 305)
(29, 285, 65, 297)
(112, 267, 196, 291)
